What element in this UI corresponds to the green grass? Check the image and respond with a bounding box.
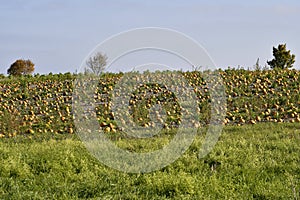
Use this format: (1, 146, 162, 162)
(0, 123, 300, 199)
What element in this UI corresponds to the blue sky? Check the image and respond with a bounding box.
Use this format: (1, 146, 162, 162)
(1, 0, 300, 74)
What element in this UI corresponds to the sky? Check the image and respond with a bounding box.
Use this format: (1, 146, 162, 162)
(1, 0, 300, 74)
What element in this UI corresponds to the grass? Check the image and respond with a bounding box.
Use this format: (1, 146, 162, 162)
(0, 122, 300, 199)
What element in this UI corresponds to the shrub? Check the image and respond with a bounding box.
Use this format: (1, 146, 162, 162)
(7, 59, 35, 76)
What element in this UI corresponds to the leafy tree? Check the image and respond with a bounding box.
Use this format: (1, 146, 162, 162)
(85, 52, 107, 75)
(267, 44, 295, 69)
(7, 59, 35, 76)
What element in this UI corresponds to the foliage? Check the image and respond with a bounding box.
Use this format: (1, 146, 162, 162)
(85, 52, 107, 75)
(7, 59, 35, 76)
(267, 44, 296, 69)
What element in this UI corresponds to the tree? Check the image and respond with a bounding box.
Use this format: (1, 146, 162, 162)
(85, 52, 107, 75)
(267, 44, 295, 69)
(7, 59, 35, 76)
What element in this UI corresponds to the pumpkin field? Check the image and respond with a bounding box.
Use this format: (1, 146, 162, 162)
(0, 68, 299, 138)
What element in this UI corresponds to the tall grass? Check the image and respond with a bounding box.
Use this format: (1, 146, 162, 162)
(0, 123, 299, 199)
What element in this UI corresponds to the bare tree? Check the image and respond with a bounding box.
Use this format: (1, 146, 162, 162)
(253, 58, 261, 71)
(85, 52, 107, 75)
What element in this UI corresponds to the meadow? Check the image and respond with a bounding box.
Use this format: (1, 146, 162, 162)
(0, 68, 300, 199)
(0, 123, 299, 199)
